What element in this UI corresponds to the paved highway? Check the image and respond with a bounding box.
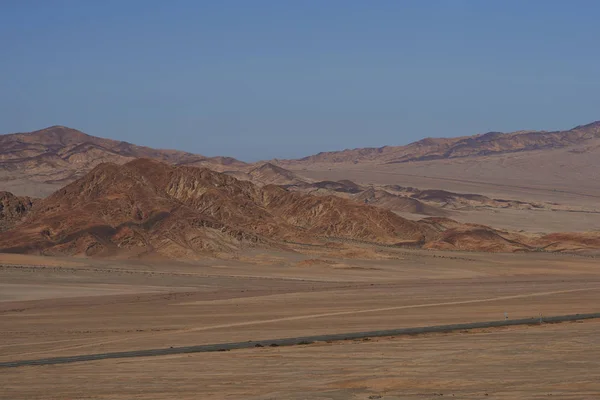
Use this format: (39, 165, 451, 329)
(1, 312, 599, 368)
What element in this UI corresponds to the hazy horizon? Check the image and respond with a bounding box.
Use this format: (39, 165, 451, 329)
(2, 1, 599, 161)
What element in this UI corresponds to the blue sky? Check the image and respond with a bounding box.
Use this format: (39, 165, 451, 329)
(1, 0, 598, 161)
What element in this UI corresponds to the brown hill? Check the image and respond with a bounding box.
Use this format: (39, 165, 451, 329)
(2, 159, 598, 258)
(426, 227, 531, 253)
(355, 188, 446, 216)
(0, 126, 248, 197)
(276, 121, 600, 165)
(2, 159, 599, 257)
(0, 159, 441, 258)
(532, 232, 600, 252)
(221, 163, 308, 187)
(247, 162, 305, 186)
(418, 218, 531, 253)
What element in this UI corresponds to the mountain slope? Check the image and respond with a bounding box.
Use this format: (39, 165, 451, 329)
(0, 159, 440, 257)
(0, 126, 248, 197)
(276, 121, 600, 165)
(3, 159, 598, 258)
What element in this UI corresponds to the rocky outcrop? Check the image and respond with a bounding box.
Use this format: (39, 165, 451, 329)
(0, 191, 35, 232)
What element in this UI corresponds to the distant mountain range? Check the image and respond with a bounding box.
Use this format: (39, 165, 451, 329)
(0, 125, 248, 197)
(2, 121, 599, 197)
(2, 119, 600, 258)
(2, 158, 597, 258)
(276, 121, 600, 165)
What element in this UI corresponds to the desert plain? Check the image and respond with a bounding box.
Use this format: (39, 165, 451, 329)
(1, 245, 600, 399)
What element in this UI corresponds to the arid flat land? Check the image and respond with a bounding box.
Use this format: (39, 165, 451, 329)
(1, 248, 600, 398)
(2, 320, 600, 399)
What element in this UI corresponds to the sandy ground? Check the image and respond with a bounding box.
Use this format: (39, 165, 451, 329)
(1, 247, 600, 400)
(2, 319, 600, 399)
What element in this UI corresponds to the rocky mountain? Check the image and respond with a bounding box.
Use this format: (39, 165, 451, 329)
(0, 159, 439, 257)
(276, 121, 600, 165)
(4, 121, 599, 200)
(0, 126, 248, 197)
(2, 159, 598, 258)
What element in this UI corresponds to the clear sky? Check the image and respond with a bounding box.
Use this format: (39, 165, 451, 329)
(1, 0, 599, 161)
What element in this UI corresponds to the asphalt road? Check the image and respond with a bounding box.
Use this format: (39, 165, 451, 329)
(2, 312, 599, 368)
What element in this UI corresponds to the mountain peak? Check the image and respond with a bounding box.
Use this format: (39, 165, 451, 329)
(253, 162, 287, 172)
(16, 125, 92, 143)
(571, 120, 600, 131)
(42, 125, 78, 130)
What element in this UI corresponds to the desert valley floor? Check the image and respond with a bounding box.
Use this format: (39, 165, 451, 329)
(2, 248, 600, 399)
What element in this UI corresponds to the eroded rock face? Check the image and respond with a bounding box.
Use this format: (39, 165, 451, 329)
(0, 191, 35, 232)
(1, 158, 598, 259)
(0, 159, 439, 258)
